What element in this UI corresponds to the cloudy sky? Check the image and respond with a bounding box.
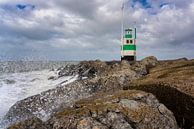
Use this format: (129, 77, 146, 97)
(0, 0, 194, 61)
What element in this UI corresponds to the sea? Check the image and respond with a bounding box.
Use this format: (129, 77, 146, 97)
(0, 61, 78, 129)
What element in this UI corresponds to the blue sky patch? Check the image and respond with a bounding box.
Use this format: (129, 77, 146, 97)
(131, 0, 171, 9)
(132, 0, 152, 9)
(16, 4, 26, 10)
(160, 3, 169, 8)
(16, 4, 35, 10)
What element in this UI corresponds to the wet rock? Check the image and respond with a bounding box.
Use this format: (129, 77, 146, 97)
(56, 58, 154, 81)
(9, 57, 194, 129)
(30, 78, 40, 82)
(47, 76, 55, 80)
(4, 59, 151, 125)
(50, 68, 55, 71)
(57, 60, 108, 79)
(8, 90, 178, 129)
(57, 64, 77, 77)
(4, 79, 16, 84)
(4, 80, 101, 125)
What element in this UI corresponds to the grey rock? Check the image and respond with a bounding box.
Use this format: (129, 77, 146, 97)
(7, 117, 47, 129)
(131, 56, 158, 75)
(9, 90, 178, 129)
(4, 59, 156, 126)
(4, 79, 16, 84)
(140, 56, 158, 68)
(4, 80, 102, 125)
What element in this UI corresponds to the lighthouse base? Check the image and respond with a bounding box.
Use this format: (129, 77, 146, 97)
(121, 56, 136, 62)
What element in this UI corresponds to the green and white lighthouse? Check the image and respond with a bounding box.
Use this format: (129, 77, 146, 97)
(121, 28, 137, 61)
(120, 0, 137, 61)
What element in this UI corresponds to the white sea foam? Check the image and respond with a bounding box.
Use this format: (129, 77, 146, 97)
(0, 70, 77, 128)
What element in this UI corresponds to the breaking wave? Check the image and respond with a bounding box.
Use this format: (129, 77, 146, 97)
(0, 61, 78, 129)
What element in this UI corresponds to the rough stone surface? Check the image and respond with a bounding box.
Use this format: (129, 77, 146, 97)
(4, 59, 142, 125)
(140, 56, 158, 68)
(8, 90, 178, 129)
(7, 117, 47, 129)
(57, 58, 158, 80)
(126, 59, 194, 128)
(6, 56, 194, 129)
(57, 60, 108, 79)
(131, 56, 158, 76)
(4, 80, 99, 125)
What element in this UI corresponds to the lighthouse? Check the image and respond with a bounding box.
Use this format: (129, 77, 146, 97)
(121, 28, 137, 61)
(120, 0, 136, 61)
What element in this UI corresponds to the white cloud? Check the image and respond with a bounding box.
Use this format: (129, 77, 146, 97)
(0, 0, 194, 60)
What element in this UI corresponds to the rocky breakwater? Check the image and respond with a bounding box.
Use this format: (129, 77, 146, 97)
(8, 90, 178, 129)
(5, 56, 187, 129)
(4, 59, 149, 125)
(125, 58, 194, 129)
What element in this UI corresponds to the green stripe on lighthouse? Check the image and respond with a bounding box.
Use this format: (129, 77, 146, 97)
(124, 34, 132, 38)
(123, 45, 136, 50)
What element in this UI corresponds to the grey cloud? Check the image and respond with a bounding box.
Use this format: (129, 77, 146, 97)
(0, 0, 194, 61)
(53, 0, 101, 19)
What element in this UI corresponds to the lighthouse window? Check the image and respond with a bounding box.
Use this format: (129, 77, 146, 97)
(130, 40, 133, 44)
(126, 40, 129, 44)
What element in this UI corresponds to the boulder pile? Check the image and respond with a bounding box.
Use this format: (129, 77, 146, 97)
(8, 90, 178, 129)
(5, 56, 194, 129)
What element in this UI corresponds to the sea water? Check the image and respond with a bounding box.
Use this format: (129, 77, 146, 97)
(0, 62, 78, 128)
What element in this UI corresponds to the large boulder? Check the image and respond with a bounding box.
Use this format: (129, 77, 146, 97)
(8, 90, 178, 129)
(4, 80, 102, 125)
(57, 60, 108, 79)
(131, 56, 158, 75)
(140, 56, 158, 68)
